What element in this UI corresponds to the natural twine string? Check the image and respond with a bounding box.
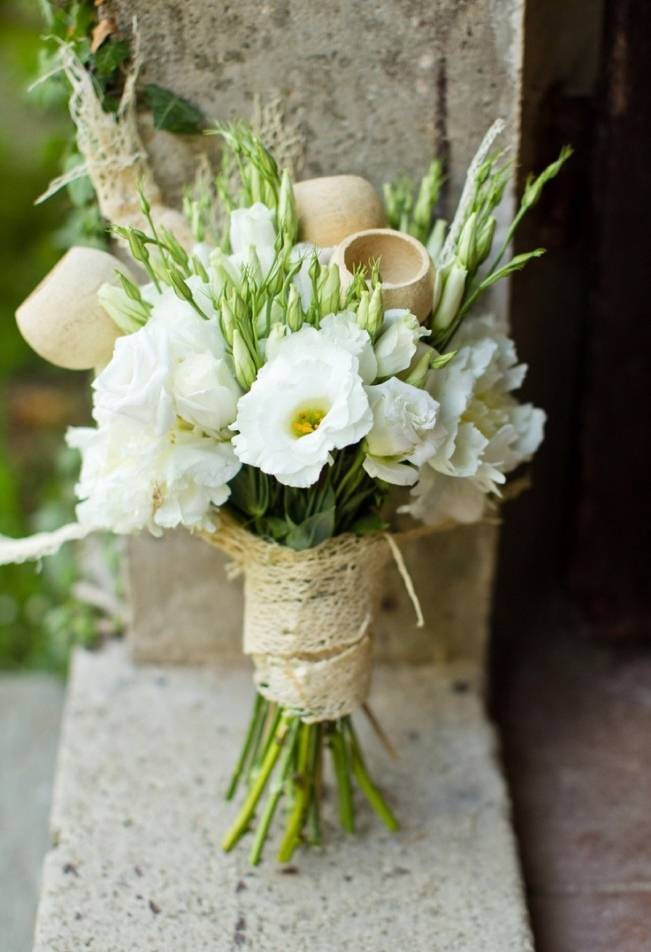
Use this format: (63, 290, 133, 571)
(200, 476, 530, 722)
(199, 512, 481, 722)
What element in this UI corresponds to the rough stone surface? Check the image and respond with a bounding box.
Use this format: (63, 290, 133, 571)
(34, 643, 533, 951)
(104, 0, 523, 667)
(0, 674, 64, 952)
(108, 0, 524, 199)
(128, 524, 498, 665)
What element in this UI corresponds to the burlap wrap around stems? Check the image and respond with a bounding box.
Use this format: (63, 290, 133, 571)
(202, 516, 394, 723)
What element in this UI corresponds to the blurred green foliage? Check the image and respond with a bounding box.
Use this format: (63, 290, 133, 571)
(0, 0, 114, 673)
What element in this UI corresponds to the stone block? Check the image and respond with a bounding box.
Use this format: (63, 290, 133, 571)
(33, 643, 533, 951)
(104, 0, 522, 667)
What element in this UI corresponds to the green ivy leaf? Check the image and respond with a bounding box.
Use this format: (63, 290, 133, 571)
(143, 84, 205, 135)
(93, 39, 130, 78)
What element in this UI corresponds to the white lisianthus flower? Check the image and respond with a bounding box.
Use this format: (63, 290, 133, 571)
(374, 308, 430, 378)
(173, 353, 241, 436)
(67, 422, 161, 533)
(149, 290, 226, 359)
(230, 202, 277, 277)
(404, 467, 488, 525)
(320, 311, 378, 384)
(151, 429, 240, 531)
(232, 326, 372, 488)
(93, 320, 175, 434)
(362, 378, 442, 486)
(402, 314, 546, 526)
(67, 421, 240, 536)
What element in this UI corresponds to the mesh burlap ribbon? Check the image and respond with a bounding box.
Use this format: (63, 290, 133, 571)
(203, 515, 393, 723)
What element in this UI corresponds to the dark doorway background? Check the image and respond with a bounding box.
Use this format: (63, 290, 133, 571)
(492, 1, 651, 948)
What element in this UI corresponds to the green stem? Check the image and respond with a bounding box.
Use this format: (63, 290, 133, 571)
(345, 718, 399, 832)
(222, 714, 291, 852)
(306, 724, 322, 845)
(249, 718, 301, 865)
(328, 722, 355, 833)
(250, 703, 281, 779)
(225, 693, 265, 801)
(277, 723, 313, 862)
(335, 446, 365, 505)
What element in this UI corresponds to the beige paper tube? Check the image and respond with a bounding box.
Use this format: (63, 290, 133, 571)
(16, 246, 135, 371)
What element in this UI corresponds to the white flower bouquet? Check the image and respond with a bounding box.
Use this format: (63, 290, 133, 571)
(7, 119, 569, 864)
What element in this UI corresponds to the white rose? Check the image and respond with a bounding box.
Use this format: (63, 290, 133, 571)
(374, 308, 430, 378)
(92, 320, 174, 434)
(232, 325, 372, 488)
(173, 353, 241, 435)
(363, 378, 442, 486)
(320, 311, 378, 384)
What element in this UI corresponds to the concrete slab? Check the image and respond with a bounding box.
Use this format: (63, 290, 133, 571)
(34, 643, 532, 951)
(0, 674, 64, 952)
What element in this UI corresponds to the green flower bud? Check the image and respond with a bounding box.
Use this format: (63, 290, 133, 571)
(220, 297, 235, 346)
(192, 254, 209, 283)
(98, 282, 149, 334)
(286, 284, 304, 332)
(475, 216, 496, 266)
(126, 229, 149, 267)
(232, 329, 258, 390)
(431, 262, 467, 332)
(277, 169, 298, 245)
(170, 269, 193, 303)
(356, 289, 370, 331)
(403, 348, 432, 388)
(367, 284, 384, 339)
(457, 212, 478, 270)
(318, 263, 341, 317)
(426, 218, 447, 263)
(244, 245, 263, 284)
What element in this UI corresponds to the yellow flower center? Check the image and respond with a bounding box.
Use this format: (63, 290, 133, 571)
(291, 406, 327, 438)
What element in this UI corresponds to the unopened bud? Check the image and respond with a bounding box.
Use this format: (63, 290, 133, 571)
(475, 216, 496, 266)
(318, 263, 341, 316)
(356, 289, 370, 331)
(367, 284, 384, 339)
(432, 262, 467, 332)
(277, 169, 298, 245)
(426, 218, 447, 263)
(220, 297, 235, 346)
(403, 348, 432, 388)
(457, 212, 478, 270)
(232, 329, 257, 390)
(286, 284, 304, 331)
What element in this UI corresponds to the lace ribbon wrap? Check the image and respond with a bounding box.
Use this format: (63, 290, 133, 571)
(202, 516, 392, 723)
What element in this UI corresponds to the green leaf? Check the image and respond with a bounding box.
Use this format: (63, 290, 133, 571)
(143, 84, 205, 135)
(350, 512, 389, 536)
(430, 350, 457, 369)
(93, 39, 130, 78)
(262, 516, 290, 542)
(285, 508, 336, 551)
(479, 249, 546, 290)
